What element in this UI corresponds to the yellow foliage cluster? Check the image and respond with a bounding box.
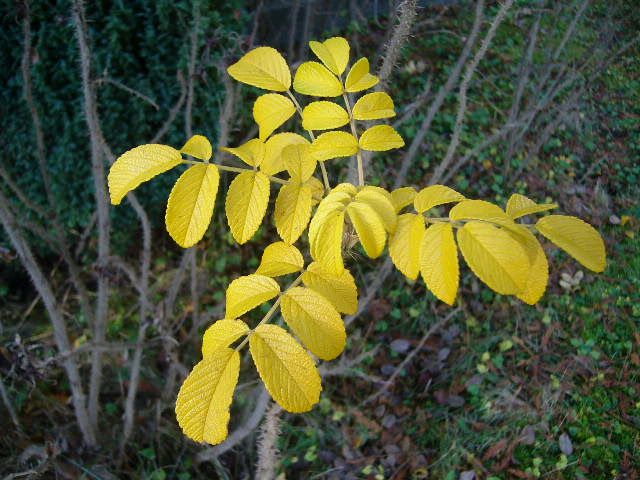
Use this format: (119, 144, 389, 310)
(106, 37, 606, 446)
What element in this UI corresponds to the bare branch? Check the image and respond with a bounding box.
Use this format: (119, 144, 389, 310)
(393, 0, 485, 189)
(72, 0, 111, 429)
(430, 0, 515, 185)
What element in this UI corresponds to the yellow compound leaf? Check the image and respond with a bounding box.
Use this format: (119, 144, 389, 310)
(302, 262, 358, 315)
(449, 199, 511, 224)
(389, 213, 426, 280)
(536, 215, 606, 272)
(181, 134, 212, 160)
(175, 347, 240, 445)
(359, 125, 405, 152)
(293, 61, 343, 97)
(283, 144, 317, 182)
(165, 164, 220, 248)
(227, 46, 291, 91)
(346, 201, 386, 258)
(281, 287, 346, 361)
(352, 92, 396, 120)
(302, 101, 350, 130)
(355, 186, 397, 233)
(391, 187, 417, 213)
(310, 131, 358, 161)
(108, 144, 182, 205)
(256, 241, 304, 277)
(420, 222, 459, 305)
(221, 138, 265, 168)
(344, 57, 379, 92)
(310, 207, 345, 275)
(506, 193, 558, 219)
(253, 94, 296, 141)
(262, 133, 309, 176)
(249, 324, 322, 413)
(274, 183, 314, 244)
(225, 171, 271, 244)
(457, 221, 530, 295)
(414, 185, 465, 213)
(225, 274, 280, 319)
(202, 319, 250, 357)
(508, 226, 548, 305)
(309, 37, 350, 75)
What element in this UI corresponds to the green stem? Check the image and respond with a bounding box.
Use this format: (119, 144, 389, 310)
(342, 92, 364, 187)
(235, 273, 304, 351)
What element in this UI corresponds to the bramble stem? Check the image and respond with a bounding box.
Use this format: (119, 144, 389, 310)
(286, 89, 331, 192)
(342, 92, 364, 187)
(235, 273, 304, 351)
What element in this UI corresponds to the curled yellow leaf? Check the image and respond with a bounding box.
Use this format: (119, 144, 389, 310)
(309, 37, 350, 75)
(345, 57, 379, 92)
(181, 135, 212, 160)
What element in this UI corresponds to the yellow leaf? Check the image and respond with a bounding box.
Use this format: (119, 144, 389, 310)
(175, 347, 239, 445)
(359, 125, 405, 152)
(536, 215, 606, 272)
(310, 207, 345, 275)
(181, 134, 212, 160)
(256, 241, 304, 276)
(508, 226, 548, 305)
(449, 199, 512, 224)
(283, 144, 317, 182)
(281, 287, 346, 360)
(414, 185, 465, 213)
(261, 133, 309, 176)
(506, 193, 558, 219)
(420, 222, 459, 305)
(309, 37, 350, 75)
(249, 324, 321, 413)
(225, 274, 280, 319)
(274, 183, 314, 244)
(302, 262, 358, 315)
(389, 213, 425, 280)
(225, 171, 270, 244)
(352, 92, 396, 120)
(227, 46, 291, 91)
(202, 319, 249, 357)
(302, 101, 350, 130)
(457, 221, 530, 295)
(221, 138, 265, 168)
(306, 176, 325, 206)
(344, 57, 379, 92)
(346, 201, 386, 258)
(108, 144, 182, 205)
(310, 131, 358, 161)
(391, 187, 417, 213)
(165, 164, 220, 248)
(293, 61, 343, 97)
(253, 94, 296, 141)
(355, 186, 397, 233)
(308, 197, 347, 250)
(331, 183, 358, 196)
